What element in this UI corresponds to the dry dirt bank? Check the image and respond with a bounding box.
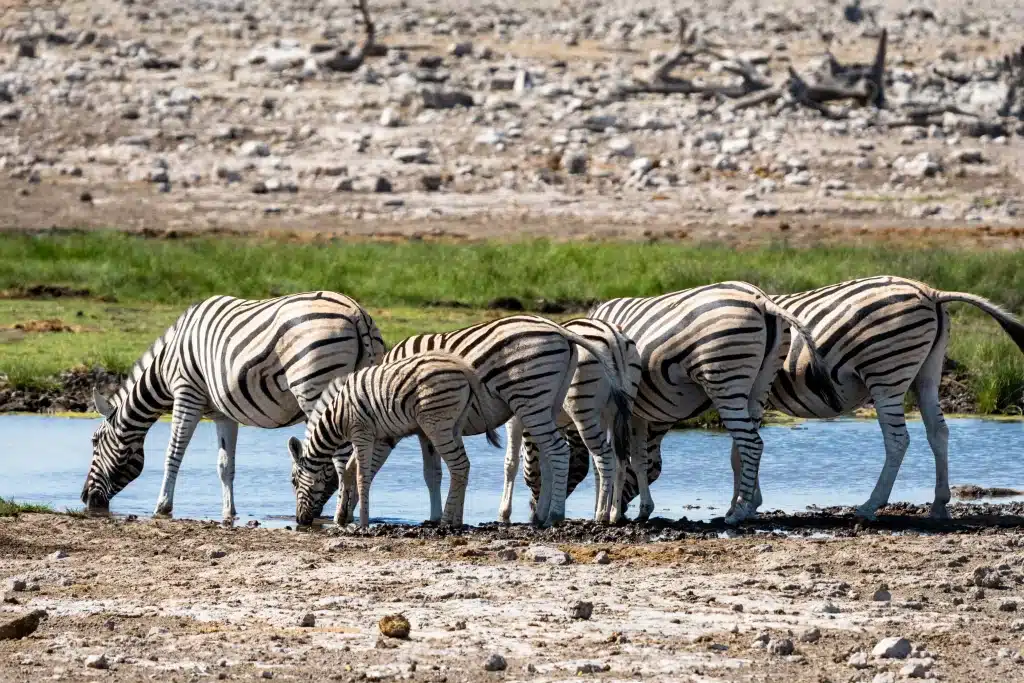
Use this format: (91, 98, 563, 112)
(4, 509, 1024, 682)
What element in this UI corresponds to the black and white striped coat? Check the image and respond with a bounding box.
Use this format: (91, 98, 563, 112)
(364, 315, 632, 527)
(502, 318, 642, 523)
(525, 282, 840, 523)
(289, 351, 500, 527)
(81, 292, 384, 522)
(604, 276, 1024, 520)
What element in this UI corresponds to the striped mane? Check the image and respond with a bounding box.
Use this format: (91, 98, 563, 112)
(106, 305, 193, 410)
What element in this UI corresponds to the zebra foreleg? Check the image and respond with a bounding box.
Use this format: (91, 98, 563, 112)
(418, 434, 444, 523)
(856, 392, 910, 521)
(214, 418, 239, 525)
(154, 395, 205, 518)
(728, 442, 763, 518)
(497, 418, 524, 524)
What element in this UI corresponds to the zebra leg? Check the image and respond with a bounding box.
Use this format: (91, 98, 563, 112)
(522, 437, 542, 522)
(418, 434, 444, 523)
(715, 402, 764, 525)
(916, 348, 951, 519)
(523, 422, 570, 526)
(497, 418, 523, 524)
(331, 443, 354, 525)
(856, 391, 910, 520)
(571, 416, 615, 523)
(153, 395, 205, 517)
(214, 418, 239, 524)
(630, 416, 655, 522)
(353, 440, 374, 528)
(430, 432, 471, 527)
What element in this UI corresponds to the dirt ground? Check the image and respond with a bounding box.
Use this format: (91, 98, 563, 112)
(5, 507, 1024, 682)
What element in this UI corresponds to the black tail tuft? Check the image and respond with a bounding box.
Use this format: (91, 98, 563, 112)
(998, 316, 1024, 355)
(610, 387, 632, 465)
(485, 427, 502, 449)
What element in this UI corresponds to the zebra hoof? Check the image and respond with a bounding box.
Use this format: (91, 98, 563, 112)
(929, 504, 951, 520)
(152, 510, 173, 519)
(221, 518, 234, 528)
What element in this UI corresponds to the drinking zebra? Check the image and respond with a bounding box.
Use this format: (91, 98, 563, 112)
(81, 292, 385, 523)
(521, 282, 841, 524)
(585, 276, 1024, 521)
(498, 317, 642, 524)
(289, 351, 501, 527)
(329, 314, 633, 527)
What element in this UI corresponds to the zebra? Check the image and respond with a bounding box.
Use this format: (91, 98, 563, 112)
(498, 317, 642, 524)
(289, 351, 501, 527)
(520, 282, 841, 524)
(81, 292, 385, 523)
(326, 315, 633, 527)
(589, 276, 1024, 522)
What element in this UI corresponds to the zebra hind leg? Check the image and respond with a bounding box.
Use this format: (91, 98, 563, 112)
(418, 434, 444, 523)
(915, 349, 951, 519)
(214, 418, 239, 525)
(856, 390, 910, 521)
(714, 402, 764, 525)
(497, 418, 524, 524)
(427, 430, 472, 527)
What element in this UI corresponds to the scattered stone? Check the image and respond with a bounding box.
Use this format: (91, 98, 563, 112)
(496, 548, 517, 561)
(523, 545, 572, 565)
(872, 637, 912, 659)
(561, 150, 588, 175)
(208, 548, 227, 559)
(420, 174, 443, 192)
(260, 671, 273, 680)
(0, 610, 45, 640)
(952, 148, 985, 164)
(872, 673, 895, 683)
(421, 89, 474, 109)
(593, 550, 610, 565)
(483, 654, 507, 672)
(379, 108, 401, 127)
(449, 41, 473, 57)
(84, 654, 108, 670)
(379, 614, 411, 639)
(848, 652, 870, 669)
(49, 549, 68, 560)
(999, 599, 1018, 612)
(816, 601, 840, 614)
(799, 627, 821, 643)
(299, 613, 315, 627)
(238, 141, 270, 158)
(568, 600, 594, 620)
(5, 579, 26, 592)
(873, 589, 892, 602)
(767, 638, 794, 656)
(392, 147, 430, 164)
(607, 136, 635, 158)
(973, 566, 1004, 589)
(576, 662, 610, 674)
(901, 662, 927, 678)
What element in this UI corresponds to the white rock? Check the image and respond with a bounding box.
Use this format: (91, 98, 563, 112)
(815, 601, 841, 614)
(84, 654, 108, 670)
(629, 157, 653, 175)
(238, 141, 270, 157)
(379, 108, 401, 127)
(799, 627, 821, 643)
(475, 129, 505, 146)
(902, 152, 941, 178)
(392, 147, 429, 163)
(523, 545, 572, 565)
(872, 673, 895, 683)
(952, 148, 984, 164)
(872, 637, 912, 659)
(722, 138, 752, 155)
(607, 136, 635, 158)
(901, 662, 927, 678)
(848, 652, 869, 669)
(784, 170, 811, 186)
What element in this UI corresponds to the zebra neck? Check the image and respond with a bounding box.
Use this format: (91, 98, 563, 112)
(113, 363, 173, 436)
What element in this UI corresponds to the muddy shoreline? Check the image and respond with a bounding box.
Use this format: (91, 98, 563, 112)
(5, 509, 1024, 682)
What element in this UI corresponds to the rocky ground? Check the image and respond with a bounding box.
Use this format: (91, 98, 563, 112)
(5, 508, 1024, 682)
(1, 0, 1024, 245)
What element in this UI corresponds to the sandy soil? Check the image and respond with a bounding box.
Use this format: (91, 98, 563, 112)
(4, 508, 1024, 682)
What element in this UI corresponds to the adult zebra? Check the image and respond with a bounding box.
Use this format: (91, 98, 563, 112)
(332, 314, 632, 527)
(583, 276, 1024, 521)
(81, 292, 385, 523)
(521, 282, 842, 524)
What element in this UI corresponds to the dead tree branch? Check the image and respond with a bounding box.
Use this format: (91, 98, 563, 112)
(323, 0, 380, 72)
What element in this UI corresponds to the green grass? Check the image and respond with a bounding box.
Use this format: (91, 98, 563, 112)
(0, 496, 54, 517)
(1, 231, 1023, 413)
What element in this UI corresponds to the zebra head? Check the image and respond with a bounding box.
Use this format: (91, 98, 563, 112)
(288, 436, 333, 527)
(81, 390, 146, 511)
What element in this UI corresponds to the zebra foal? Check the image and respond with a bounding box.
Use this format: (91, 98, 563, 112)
(289, 351, 500, 527)
(81, 292, 384, 523)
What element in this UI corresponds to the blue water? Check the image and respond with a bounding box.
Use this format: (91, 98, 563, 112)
(2, 416, 1023, 527)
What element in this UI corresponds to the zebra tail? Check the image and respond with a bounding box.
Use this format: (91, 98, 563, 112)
(934, 291, 1024, 354)
(763, 301, 843, 413)
(456, 357, 502, 449)
(550, 324, 633, 465)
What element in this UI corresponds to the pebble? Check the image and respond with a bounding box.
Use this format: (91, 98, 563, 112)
(84, 654, 108, 670)
(799, 627, 821, 643)
(568, 600, 594, 620)
(593, 550, 610, 565)
(299, 613, 315, 627)
(207, 548, 227, 559)
(379, 614, 411, 639)
(237, 141, 270, 158)
(767, 638, 794, 656)
(379, 108, 401, 127)
(392, 147, 430, 163)
(607, 136, 635, 158)
(5, 579, 25, 592)
(0, 610, 45, 640)
(999, 599, 1018, 612)
(872, 673, 895, 683)
(873, 589, 892, 602)
(483, 653, 507, 671)
(816, 601, 840, 614)
(848, 651, 870, 668)
(872, 636, 912, 659)
(496, 548, 517, 561)
(562, 150, 589, 175)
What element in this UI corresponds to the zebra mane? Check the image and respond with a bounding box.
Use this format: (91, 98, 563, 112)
(108, 305, 193, 409)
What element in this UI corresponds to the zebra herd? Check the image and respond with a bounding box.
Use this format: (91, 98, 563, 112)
(80, 276, 1024, 528)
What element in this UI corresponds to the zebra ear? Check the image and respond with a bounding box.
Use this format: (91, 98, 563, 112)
(288, 437, 304, 466)
(93, 390, 115, 418)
